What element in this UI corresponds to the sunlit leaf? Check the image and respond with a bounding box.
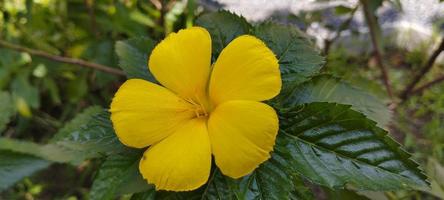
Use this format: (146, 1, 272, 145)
(277, 102, 428, 190)
(280, 75, 391, 126)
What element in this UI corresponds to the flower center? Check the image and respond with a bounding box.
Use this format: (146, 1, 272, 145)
(184, 97, 210, 118)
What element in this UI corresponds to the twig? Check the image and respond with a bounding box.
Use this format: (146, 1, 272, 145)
(324, 5, 359, 55)
(361, 0, 393, 98)
(0, 40, 125, 76)
(400, 37, 444, 100)
(410, 74, 444, 97)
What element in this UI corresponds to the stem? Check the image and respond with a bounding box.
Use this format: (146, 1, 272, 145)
(0, 40, 125, 76)
(400, 38, 444, 100)
(410, 74, 444, 96)
(324, 5, 358, 55)
(361, 0, 393, 98)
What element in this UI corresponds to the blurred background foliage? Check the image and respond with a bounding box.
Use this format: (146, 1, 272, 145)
(0, 0, 443, 199)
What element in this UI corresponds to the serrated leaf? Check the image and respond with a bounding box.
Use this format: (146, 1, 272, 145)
(0, 111, 126, 165)
(277, 102, 427, 190)
(90, 150, 152, 200)
(115, 37, 156, 81)
(253, 23, 325, 85)
(130, 189, 156, 200)
(195, 11, 251, 60)
(201, 158, 312, 200)
(239, 159, 298, 200)
(54, 111, 128, 158)
(50, 106, 102, 141)
(280, 75, 391, 126)
(0, 92, 14, 132)
(0, 150, 50, 191)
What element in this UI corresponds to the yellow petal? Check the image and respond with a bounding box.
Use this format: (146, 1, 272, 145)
(110, 79, 194, 148)
(148, 27, 211, 103)
(209, 35, 281, 105)
(139, 118, 211, 191)
(208, 100, 279, 178)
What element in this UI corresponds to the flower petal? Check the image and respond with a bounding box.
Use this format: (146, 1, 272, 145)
(139, 118, 211, 191)
(208, 100, 279, 178)
(110, 79, 194, 148)
(209, 35, 281, 105)
(149, 27, 211, 102)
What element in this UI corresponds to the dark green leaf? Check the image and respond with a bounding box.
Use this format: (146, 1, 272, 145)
(367, 0, 384, 13)
(278, 102, 428, 190)
(195, 11, 251, 60)
(0, 92, 14, 132)
(50, 106, 102, 141)
(326, 188, 371, 200)
(0, 150, 50, 191)
(0, 111, 126, 165)
(115, 37, 157, 81)
(280, 75, 391, 126)
(90, 150, 152, 200)
(253, 22, 324, 85)
(130, 189, 156, 200)
(53, 111, 128, 158)
(201, 158, 312, 200)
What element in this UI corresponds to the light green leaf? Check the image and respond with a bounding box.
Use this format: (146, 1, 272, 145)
(277, 102, 428, 190)
(280, 75, 391, 126)
(195, 11, 251, 60)
(0, 92, 14, 132)
(115, 37, 156, 81)
(0, 150, 50, 191)
(0, 137, 85, 164)
(90, 150, 152, 200)
(253, 22, 325, 85)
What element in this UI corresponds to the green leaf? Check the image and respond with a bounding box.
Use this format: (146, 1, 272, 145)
(0, 137, 85, 164)
(335, 6, 354, 15)
(50, 106, 102, 141)
(0, 150, 50, 191)
(253, 22, 325, 85)
(201, 158, 312, 200)
(130, 189, 156, 200)
(195, 11, 251, 60)
(326, 188, 371, 200)
(277, 102, 428, 190)
(0, 92, 14, 132)
(0, 111, 126, 165)
(280, 75, 391, 126)
(115, 37, 157, 81)
(90, 150, 152, 200)
(53, 111, 128, 158)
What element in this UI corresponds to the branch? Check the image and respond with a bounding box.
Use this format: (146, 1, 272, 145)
(361, 0, 393, 98)
(410, 74, 444, 96)
(400, 37, 444, 100)
(0, 40, 125, 76)
(324, 5, 358, 55)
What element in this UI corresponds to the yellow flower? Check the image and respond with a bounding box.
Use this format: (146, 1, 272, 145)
(110, 27, 281, 191)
